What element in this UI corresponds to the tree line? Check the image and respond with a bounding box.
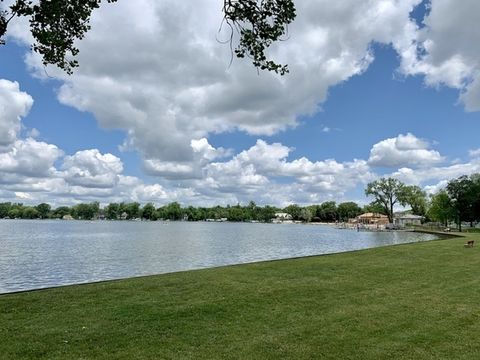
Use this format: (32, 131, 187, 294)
(0, 200, 368, 223)
(2, 173, 479, 229)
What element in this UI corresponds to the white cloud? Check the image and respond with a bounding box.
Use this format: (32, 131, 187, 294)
(62, 149, 123, 188)
(368, 133, 443, 167)
(0, 79, 34, 151)
(469, 148, 480, 158)
(11, 0, 421, 168)
(399, 0, 480, 111)
(0, 138, 63, 178)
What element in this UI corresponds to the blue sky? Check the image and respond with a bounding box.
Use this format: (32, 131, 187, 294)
(1, 0, 479, 207)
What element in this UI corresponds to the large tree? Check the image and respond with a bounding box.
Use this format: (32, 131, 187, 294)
(1, 0, 296, 74)
(427, 190, 455, 227)
(446, 175, 478, 231)
(365, 178, 405, 223)
(398, 185, 427, 216)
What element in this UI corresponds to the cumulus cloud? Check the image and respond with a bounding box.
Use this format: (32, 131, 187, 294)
(62, 149, 123, 188)
(0, 138, 63, 179)
(193, 139, 375, 204)
(9, 0, 421, 171)
(0, 79, 34, 151)
(368, 133, 443, 167)
(399, 0, 480, 111)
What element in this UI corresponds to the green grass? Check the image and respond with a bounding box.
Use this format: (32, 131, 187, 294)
(2, 233, 480, 359)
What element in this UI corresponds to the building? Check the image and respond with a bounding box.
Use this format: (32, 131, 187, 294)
(394, 214, 423, 227)
(355, 212, 389, 225)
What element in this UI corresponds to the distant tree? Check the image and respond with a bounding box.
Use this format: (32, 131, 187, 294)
(22, 206, 39, 219)
(318, 201, 337, 222)
(35, 203, 51, 219)
(257, 205, 276, 222)
(337, 202, 362, 222)
(284, 204, 301, 221)
(427, 191, 455, 227)
(52, 206, 71, 219)
(141, 203, 157, 220)
(365, 178, 406, 223)
(123, 202, 140, 220)
(8, 207, 21, 219)
(73, 202, 99, 220)
(299, 207, 313, 222)
(105, 203, 120, 220)
(163, 202, 182, 221)
(0, 202, 12, 218)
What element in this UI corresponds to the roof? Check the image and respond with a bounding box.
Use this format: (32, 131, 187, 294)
(394, 214, 423, 219)
(357, 212, 388, 219)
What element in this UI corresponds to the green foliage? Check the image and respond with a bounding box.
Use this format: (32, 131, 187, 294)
(284, 204, 301, 220)
(72, 202, 99, 220)
(105, 203, 120, 220)
(427, 191, 455, 227)
(445, 174, 480, 231)
(0, 0, 118, 74)
(35, 203, 51, 219)
(223, 0, 296, 75)
(141, 202, 157, 220)
(337, 201, 362, 222)
(398, 185, 427, 216)
(365, 177, 406, 223)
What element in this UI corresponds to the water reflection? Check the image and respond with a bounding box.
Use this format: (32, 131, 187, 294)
(0, 220, 439, 293)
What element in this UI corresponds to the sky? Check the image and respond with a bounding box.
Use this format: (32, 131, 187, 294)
(0, 0, 480, 208)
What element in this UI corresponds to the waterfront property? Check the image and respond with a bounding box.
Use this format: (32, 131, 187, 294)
(394, 214, 424, 227)
(355, 212, 389, 226)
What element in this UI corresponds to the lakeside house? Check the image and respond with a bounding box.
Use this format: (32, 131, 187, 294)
(355, 212, 389, 226)
(393, 214, 423, 227)
(273, 212, 293, 223)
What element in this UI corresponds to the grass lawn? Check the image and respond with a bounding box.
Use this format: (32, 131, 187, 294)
(2, 233, 480, 359)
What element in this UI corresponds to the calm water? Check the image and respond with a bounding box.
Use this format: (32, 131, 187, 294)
(0, 220, 439, 293)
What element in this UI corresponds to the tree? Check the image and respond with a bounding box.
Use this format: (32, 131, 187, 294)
(163, 202, 182, 221)
(141, 203, 157, 220)
(284, 204, 301, 220)
(35, 203, 51, 219)
(318, 201, 337, 222)
(427, 191, 455, 227)
(105, 203, 120, 220)
(398, 185, 427, 216)
(1, 0, 296, 75)
(72, 202, 99, 220)
(365, 178, 405, 223)
(446, 175, 476, 231)
(337, 202, 362, 222)
(362, 202, 387, 215)
(52, 206, 71, 219)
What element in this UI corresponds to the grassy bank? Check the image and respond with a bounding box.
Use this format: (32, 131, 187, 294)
(2, 234, 480, 359)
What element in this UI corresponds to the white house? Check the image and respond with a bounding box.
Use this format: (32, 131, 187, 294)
(394, 214, 423, 227)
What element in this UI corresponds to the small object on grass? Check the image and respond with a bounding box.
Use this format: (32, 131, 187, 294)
(464, 240, 475, 248)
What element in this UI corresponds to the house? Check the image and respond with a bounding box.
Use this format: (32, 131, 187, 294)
(274, 212, 293, 221)
(394, 214, 423, 227)
(355, 212, 389, 225)
(62, 214, 74, 220)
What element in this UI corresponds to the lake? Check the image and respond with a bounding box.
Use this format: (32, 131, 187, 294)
(0, 220, 439, 294)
